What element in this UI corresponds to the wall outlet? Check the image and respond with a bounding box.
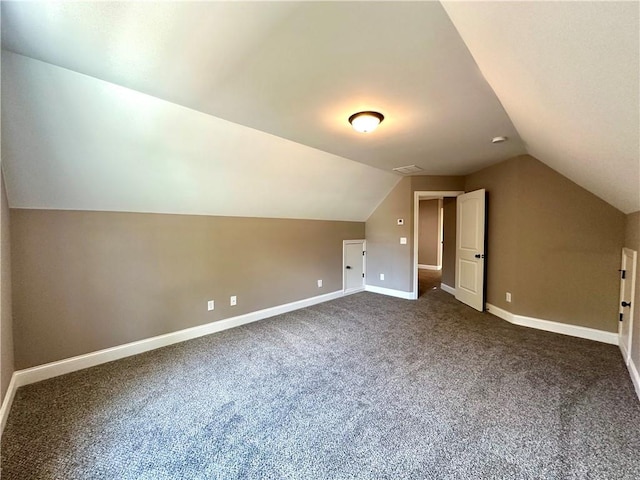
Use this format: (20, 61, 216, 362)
(400, 237, 407, 245)
(317, 279, 323, 288)
(380, 273, 385, 281)
(230, 295, 237, 306)
(397, 218, 404, 225)
(207, 300, 215, 311)
(506, 292, 512, 303)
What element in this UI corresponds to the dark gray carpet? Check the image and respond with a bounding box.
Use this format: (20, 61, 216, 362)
(3, 288, 640, 479)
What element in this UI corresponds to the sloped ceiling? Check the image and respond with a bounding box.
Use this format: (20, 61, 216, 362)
(2, 52, 398, 221)
(1, 1, 638, 218)
(0, 1, 524, 221)
(442, 1, 640, 213)
(1, 1, 524, 174)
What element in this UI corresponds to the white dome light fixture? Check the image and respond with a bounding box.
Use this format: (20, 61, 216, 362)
(492, 136, 508, 144)
(349, 111, 384, 133)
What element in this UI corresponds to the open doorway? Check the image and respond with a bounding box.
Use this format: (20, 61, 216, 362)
(417, 198, 442, 296)
(412, 191, 464, 299)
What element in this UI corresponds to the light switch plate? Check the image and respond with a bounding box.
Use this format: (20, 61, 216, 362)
(207, 300, 214, 311)
(400, 237, 407, 244)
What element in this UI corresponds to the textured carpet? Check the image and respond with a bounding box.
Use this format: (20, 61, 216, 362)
(3, 288, 640, 479)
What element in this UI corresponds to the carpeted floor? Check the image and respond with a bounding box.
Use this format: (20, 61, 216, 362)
(3, 288, 640, 479)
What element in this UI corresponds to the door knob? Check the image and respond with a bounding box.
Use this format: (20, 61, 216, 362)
(622, 301, 632, 308)
(346, 266, 352, 269)
(474, 254, 485, 259)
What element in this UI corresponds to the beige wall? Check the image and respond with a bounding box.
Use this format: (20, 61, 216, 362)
(366, 158, 624, 332)
(513, 156, 625, 331)
(467, 155, 625, 332)
(418, 199, 439, 266)
(411, 176, 466, 193)
(465, 159, 519, 311)
(441, 197, 457, 288)
(9, 158, 630, 370)
(11, 210, 364, 369)
(1, 173, 13, 401)
(365, 178, 412, 291)
(625, 212, 640, 366)
(365, 176, 465, 292)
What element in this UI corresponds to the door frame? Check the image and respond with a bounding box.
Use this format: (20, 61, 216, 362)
(412, 191, 464, 299)
(343, 239, 366, 294)
(619, 247, 637, 364)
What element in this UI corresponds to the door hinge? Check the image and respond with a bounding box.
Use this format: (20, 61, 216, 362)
(620, 313, 624, 322)
(619, 269, 626, 279)
(363, 251, 366, 256)
(362, 273, 365, 278)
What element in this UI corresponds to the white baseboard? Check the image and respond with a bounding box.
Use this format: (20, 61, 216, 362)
(418, 264, 441, 271)
(485, 303, 619, 345)
(627, 358, 640, 402)
(2, 290, 629, 437)
(365, 284, 414, 300)
(0, 374, 18, 437)
(485, 303, 514, 322)
(0, 289, 346, 437)
(440, 283, 455, 295)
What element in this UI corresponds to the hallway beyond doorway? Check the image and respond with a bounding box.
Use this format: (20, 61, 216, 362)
(419, 268, 442, 297)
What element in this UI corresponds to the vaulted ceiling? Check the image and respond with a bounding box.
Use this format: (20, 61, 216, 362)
(1, 1, 638, 220)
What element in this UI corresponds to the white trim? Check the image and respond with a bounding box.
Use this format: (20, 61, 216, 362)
(485, 303, 512, 322)
(3, 290, 346, 399)
(0, 374, 18, 437)
(418, 264, 441, 271)
(440, 283, 456, 295)
(626, 357, 640, 402)
(365, 284, 414, 300)
(485, 303, 619, 345)
(1, 292, 633, 435)
(412, 190, 464, 301)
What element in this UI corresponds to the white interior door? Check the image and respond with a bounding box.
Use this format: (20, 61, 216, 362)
(344, 240, 365, 293)
(619, 247, 637, 364)
(455, 189, 486, 311)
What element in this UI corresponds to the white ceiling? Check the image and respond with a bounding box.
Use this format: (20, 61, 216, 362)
(2, 52, 398, 221)
(442, 1, 640, 213)
(1, 1, 524, 175)
(1, 1, 638, 217)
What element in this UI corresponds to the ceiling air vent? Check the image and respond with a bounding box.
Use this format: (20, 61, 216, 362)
(392, 165, 423, 175)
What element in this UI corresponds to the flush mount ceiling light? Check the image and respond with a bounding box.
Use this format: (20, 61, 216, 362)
(492, 136, 508, 144)
(348, 111, 384, 133)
